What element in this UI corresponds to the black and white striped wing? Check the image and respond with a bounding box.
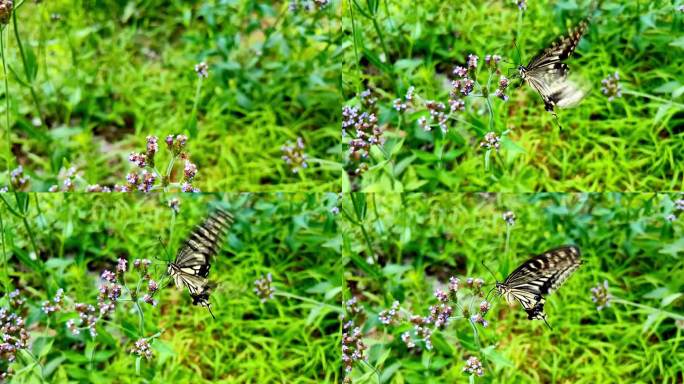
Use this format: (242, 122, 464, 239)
(523, 19, 589, 113)
(170, 209, 233, 308)
(174, 209, 234, 278)
(503, 245, 582, 319)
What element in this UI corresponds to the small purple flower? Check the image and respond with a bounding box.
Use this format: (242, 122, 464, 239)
(393, 98, 407, 112)
(405, 86, 415, 102)
(434, 289, 448, 303)
(142, 294, 157, 307)
(378, 301, 401, 325)
(331, 206, 340, 215)
(460, 79, 474, 96)
(281, 137, 309, 174)
(168, 198, 181, 213)
(128, 153, 147, 168)
(502, 210, 516, 226)
(448, 277, 460, 294)
(10, 165, 30, 189)
(117, 258, 127, 273)
(463, 356, 484, 376)
(194, 62, 209, 78)
(479, 300, 490, 314)
(146, 136, 158, 156)
(452, 66, 468, 78)
(675, 199, 684, 211)
(591, 280, 612, 311)
(101, 270, 116, 282)
(184, 161, 198, 181)
(418, 116, 430, 131)
(601, 72, 622, 102)
(131, 338, 154, 360)
(345, 297, 362, 316)
(470, 313, 489, 328)
(254, 273, 275, 302)
(480, 132, 501, 151)
(514, 0, 527, 10)
(126, 172, 140, 186)
(148, 280, 158, 293)
(467, 54, 478, 70)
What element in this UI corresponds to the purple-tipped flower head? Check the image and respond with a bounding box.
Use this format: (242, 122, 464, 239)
(601, 72, 622, 102)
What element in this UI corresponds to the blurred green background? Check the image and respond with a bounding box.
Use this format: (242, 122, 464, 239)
(342, 0, 684, 191)
(340, 192, 684, 383)
(1, 0, 341, 191)
(0, 192, 341, 383)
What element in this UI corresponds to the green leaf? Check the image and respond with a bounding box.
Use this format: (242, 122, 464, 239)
(669, 36, 684, 49)
(661, 293, 682, 307)
(659, 237, 684, 257)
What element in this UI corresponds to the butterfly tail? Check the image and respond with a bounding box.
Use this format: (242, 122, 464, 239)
(205, 303, 216, 320)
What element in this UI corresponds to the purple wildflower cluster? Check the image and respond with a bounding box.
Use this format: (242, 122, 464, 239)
(590, 280, 612, 311)
(378, 301, 400, 325)
(194, 62, 209, 78)
(341, 320, 367, 383)
(48, 167, 78, 192)
(131, 338, 154, 360)
(42, 288, 65, 314)
(9, 166, 29, 190)
(289, 0, 329, 12)
(601, 72, 622, 101)
(502, 210, 516, 226)
(254, 273, 275, 303)
(1, 290, 29, 380)
(281, 137, 309, 174)
(119, 134, 199, 192)
(168, 197, 181, 213)
(393, 52, 509, 140)
(463, 356, 485, 376)
(343, 89, 385, 175)
(480, 131, 501, 152)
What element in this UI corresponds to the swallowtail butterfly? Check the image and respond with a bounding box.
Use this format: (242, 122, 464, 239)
(518, 19, 590, 116)
(495, 245, 581, 329)
(167, 209, 233, 319)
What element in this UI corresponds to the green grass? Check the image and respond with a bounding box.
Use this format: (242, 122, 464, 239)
(1, 1, 341, 192)
(340, 193, 684, 383)
(0, 192, 342, 382)
(342, 0, 684, 191)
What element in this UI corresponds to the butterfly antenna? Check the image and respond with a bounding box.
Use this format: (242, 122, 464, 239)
(157, 236, 172, 262)
(481, 260, 499, 284)
(542, 316, 553, 330)
(512, 38, 522, 66)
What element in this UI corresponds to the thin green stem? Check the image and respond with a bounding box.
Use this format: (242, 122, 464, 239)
(0, 209, 9, 296)
(12, 11, 44, 127)
(273, 291, 342, 312)
(622, 89, 684, 109)
(1, 26, 11, 182)
(612, 298, 684, 321)
(371, 17, 391, 70)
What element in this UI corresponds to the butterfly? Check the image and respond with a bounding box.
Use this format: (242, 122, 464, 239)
(518, 19, 590, 117)
(495, 245, 581, 329)
(167, 209, 234, 319)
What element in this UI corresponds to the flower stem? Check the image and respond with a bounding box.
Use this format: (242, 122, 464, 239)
(621, 89, 684, 109)
(273, 291, 342, 312)
(612, 298, 684, 320)
(1, 26, 11, 182)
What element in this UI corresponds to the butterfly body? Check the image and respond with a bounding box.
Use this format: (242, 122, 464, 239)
(167, 209, 234, 319)
(496, 245, 581, 328)
(519, 19, 590, 116)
